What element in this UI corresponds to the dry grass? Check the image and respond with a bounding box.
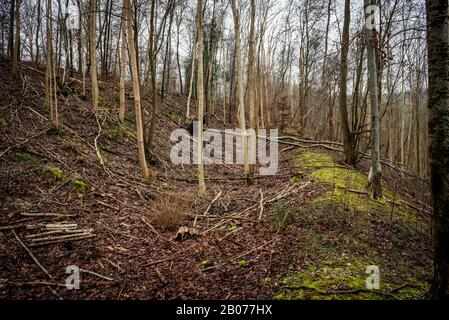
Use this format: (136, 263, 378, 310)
(151, 193, 189, 231)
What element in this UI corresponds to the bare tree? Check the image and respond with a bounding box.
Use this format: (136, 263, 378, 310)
(196, 0, 206, 194)
(89, 0, 99, 110)
(12, 0, 20, 76)
(427, 0, 449, 301)
(365, 0, 382, 199)
(119, 7, 126, 124)
(339, 0, 356, 165)
(125, 0, 151, 180)
(231, 0, 249, 178)
(247, 0, 256, 185)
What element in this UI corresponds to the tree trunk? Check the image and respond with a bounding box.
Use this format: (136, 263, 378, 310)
(8, 0, 15, 60)
(35, 0, 41, 64)
(124, 0, 151, 180)
(90, 0, 99, 110)
(365, 0, 382, 199)
(119, 7, 126, 124)
(426, 0, 449, 301)
(147, 0, 157, 151)
(339, 0, 356, 165)
(246, 0, 256, 185)
(231, 0, 249, 178)
(12, 0, 20, 76)
(196, 0, 206, 194)
(45, 0, 58, 129)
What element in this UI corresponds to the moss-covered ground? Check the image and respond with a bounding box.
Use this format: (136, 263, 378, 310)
(272, 150, 432, 300)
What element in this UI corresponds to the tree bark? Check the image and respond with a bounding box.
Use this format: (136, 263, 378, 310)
(124, 0, 151, 180)
(246, 0, 256, 185)
(119, 7, 126, 124)
(196, 0, 206, 194)
(339, 0, 356, 165)
(8, 0, 15, 60)
(231, 0, 249, 177)
(89, 0, 99, 110)
(427, 0, 449, 301)
(12, 0, 20, 76)
(365, 0, 382, 199)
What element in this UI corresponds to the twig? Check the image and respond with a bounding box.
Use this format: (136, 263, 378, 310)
(0, 128, 50, 159)
(193, 191, 222, 227)
(258, 189, 264, 220)
(117, 280, 127, 300)
(155, 268, 168, 284)
(12, 230, 53, 279)
(20, 212, 74, 218)
(204, 191, 222, 216)
(97, 201, 120, 211)
(28, 234, 95, 247)
(80, 268, 115, 282)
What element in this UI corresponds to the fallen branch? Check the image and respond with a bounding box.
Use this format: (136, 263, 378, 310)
(28, 234, 95, 247)
(193, 191, 222, 228)
(258, 189, 264, 221)
(97, 201, 120, 211)
(12, 230, 53, 279)
(20, 212, 74, 218)
(80, 268, 115, 282)
(0, 128, 51, 159)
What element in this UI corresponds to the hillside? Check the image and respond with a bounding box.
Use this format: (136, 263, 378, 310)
(0, 58, 433, 300)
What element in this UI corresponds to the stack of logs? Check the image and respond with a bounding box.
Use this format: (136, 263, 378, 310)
(25, 222, 94, 247)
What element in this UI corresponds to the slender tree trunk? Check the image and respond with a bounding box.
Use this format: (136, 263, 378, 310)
(320, 0, 332, 133)
(365, 0, 382, 199)
(176, 13, 183, 95)
(147, 0, 157, 151)
(231, 0, 249, 177)
(119, 8, 126, 124)
(339, 0, 356, 164)
(125, 0, 151, 180)
(8, 0, 15, 60)
(186, 30, 197, 119)
(35, 0, 41, 64)
(90, 0, 99, 110)
(196, 0, 206, 194)
(246, 0, 256, 185)
(12, 0, 20, 76)
(77, 0, 83, 76)
(45, 0, 58, 129)
(427, 0, 449, 301)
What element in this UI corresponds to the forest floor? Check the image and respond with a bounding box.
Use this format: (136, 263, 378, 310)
(0, 58, 433, 300)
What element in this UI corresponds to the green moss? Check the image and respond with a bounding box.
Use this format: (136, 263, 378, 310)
(272, 149, 432, 300)
(273, 256, 428, 300)
(0, 118, 8, 128)
(0, 232, 4, 238)
(315, 188, 386, 214)
(71, 179, 88, 194)
(297, 150, 335, 169)
(290, 172, 305, 182)
(237, 259, 248, 267)
(311, 167, 367, 190)
(296, 150, 417, 220)
(40, 167, 68, 183)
